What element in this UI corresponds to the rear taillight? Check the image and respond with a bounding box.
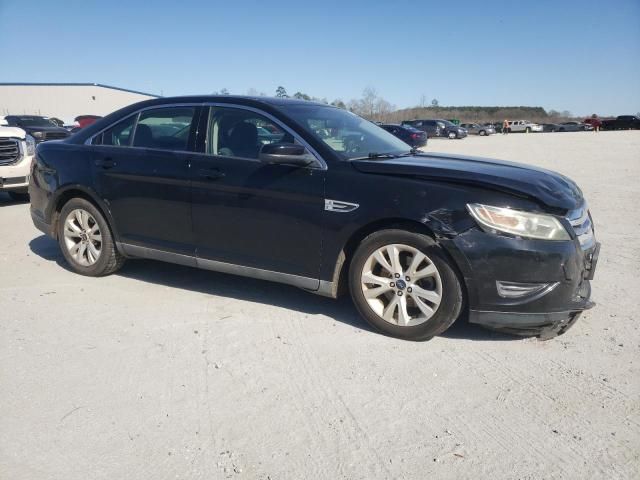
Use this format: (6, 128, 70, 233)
(410, 133, 419, 139)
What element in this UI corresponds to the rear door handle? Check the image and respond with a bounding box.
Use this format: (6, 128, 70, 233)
(95, 158, 117, 169)
(197, 168, 225, 180)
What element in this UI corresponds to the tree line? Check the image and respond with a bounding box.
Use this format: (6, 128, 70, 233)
(211, 86, 583, 123)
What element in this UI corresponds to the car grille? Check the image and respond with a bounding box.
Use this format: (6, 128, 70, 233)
(567, 204, 595, 249)
(44, 131, 69, 141)
(0, 138, 21, 166)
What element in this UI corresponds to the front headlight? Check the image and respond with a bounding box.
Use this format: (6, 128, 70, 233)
(25, 135, 36, 156)
(467, 203, 570, 240)
(32, 131, 44, 139)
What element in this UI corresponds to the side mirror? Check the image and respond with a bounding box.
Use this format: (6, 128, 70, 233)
(259, 143, 315, 167)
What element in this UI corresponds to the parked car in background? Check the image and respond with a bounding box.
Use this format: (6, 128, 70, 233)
(379, 123, 427, 148)
(29, 95, 598, 340)
(402, 119, 467, 139)
(601, 115, 640, 130)
(460, 123, 495, 136)
(483, 122, 502, 133)
(47, 117, 65, 127)
(75, 115, 102, 129)
(541, 123, 559, 132)
(555, 122, 590, 132)
(0, 125, 36, 201)
(2, 115, 71, 143)
(506, 120, 543, 133)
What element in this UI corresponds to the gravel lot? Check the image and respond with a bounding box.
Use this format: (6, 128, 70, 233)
(1, 131, 638, 479)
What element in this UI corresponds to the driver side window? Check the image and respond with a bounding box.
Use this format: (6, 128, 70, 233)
(207, 107, 294, 160)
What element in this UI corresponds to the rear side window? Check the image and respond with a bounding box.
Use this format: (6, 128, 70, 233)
(133, 107, 196, 151)
(101, 115, 136, 146)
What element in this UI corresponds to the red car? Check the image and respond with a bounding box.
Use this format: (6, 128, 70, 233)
(74, 115, 102, 130)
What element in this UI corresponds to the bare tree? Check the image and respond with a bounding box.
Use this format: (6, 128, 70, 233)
(420, 94, 427, 108)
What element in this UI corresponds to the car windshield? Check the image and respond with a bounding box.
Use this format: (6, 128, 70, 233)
(283, 105, 412, 160)
(439, 120, 456, 127)
(9, 116, 57, 127)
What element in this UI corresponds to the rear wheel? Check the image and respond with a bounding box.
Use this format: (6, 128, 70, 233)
(349, 229, 464, 341)
(8, 191, 29, 202)
(57, 198, 125, 276)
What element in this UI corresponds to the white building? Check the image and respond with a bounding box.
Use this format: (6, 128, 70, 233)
(0, 83, 158, 125)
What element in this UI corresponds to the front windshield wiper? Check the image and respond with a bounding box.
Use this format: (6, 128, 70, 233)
(350, 152, 401, 160)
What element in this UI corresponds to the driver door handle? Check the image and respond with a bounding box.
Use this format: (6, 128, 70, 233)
(95, 158, 117, 169)
(197, 168, 225, 181)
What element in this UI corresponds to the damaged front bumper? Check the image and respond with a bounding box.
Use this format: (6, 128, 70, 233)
(445, 227, 600, 338)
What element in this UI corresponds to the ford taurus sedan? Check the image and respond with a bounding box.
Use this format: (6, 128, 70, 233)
(29, 95, 599, 340)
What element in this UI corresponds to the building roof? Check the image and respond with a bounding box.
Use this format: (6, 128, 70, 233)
(0, 82, 159, 98)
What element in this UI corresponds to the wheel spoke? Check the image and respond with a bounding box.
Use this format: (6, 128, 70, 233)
(386, 245, 402, 275)
(77, 243, 87, 263)
(413, 263, 437, 280)
(373, 250, 393, 274)
(398, 295, 410, 325)
(407, 251, 426, 276)
(87, 242, 100, 261)
(69, 242, 81, 257)
(411, 285, 441, 306)
(382, 296, 399, 323)
(412, 295, 435, 318)
(88, 232, 102, 243)
(64, 227, 81, 238)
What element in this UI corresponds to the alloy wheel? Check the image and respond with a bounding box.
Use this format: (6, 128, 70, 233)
(360, 244, 442, 326)
(63, 209, 102, 266)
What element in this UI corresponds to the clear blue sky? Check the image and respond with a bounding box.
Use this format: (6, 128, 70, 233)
(1, 0, 639, 116)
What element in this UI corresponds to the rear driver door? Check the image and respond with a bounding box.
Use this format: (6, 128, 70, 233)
(92, 105, 202, 255)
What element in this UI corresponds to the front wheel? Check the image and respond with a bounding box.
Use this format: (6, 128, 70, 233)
(58, 198, 125, 276)
(448, 131, 456, 139)
(479, 130, 486, 136)
(349, 230, 464, 341)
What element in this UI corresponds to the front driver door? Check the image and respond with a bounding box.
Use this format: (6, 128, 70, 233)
(190, 105, 325, 287)
(92, 105, 201, 255)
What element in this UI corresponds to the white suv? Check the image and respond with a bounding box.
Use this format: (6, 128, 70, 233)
(0, 124, 36, 201)
(507, 120, 543, 133)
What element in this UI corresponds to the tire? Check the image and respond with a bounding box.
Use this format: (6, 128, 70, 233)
(448, 131, 456, 139)
(57, 197, 125, 276)
(525, 127, 531, 133)
(8, 191, 29, 202)
(479, 130, 486, 136)
(349, 229, 464, 341)
(559, 128, 565, 132)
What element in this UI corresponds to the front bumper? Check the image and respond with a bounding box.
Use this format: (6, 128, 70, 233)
(0, 155, 33, 192)
(447, 227, 599, 337)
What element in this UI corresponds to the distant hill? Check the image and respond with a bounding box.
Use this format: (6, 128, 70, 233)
(379, 106, 567, 124)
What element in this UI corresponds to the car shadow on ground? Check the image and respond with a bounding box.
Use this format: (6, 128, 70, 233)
(0, 192, 29, 206)
(29, 234, 519, 342)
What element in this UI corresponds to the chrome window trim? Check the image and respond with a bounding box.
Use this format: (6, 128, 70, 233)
(202, 102, 327, 170)
(84, 102, 328, 169)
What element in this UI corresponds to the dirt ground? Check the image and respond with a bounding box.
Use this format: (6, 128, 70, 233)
(1, 131, 638, 479)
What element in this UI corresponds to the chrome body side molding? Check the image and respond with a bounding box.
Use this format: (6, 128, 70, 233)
(117, 243, 338, 297)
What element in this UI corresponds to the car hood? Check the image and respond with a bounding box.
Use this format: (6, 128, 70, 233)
(21, 125, 69, 133)
(351, 153, 583, 211)
(0, 126, 27, 139)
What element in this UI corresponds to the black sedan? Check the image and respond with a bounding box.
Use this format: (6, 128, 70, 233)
(378, 123, 427, 148)
(29, 95, 598, 341)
